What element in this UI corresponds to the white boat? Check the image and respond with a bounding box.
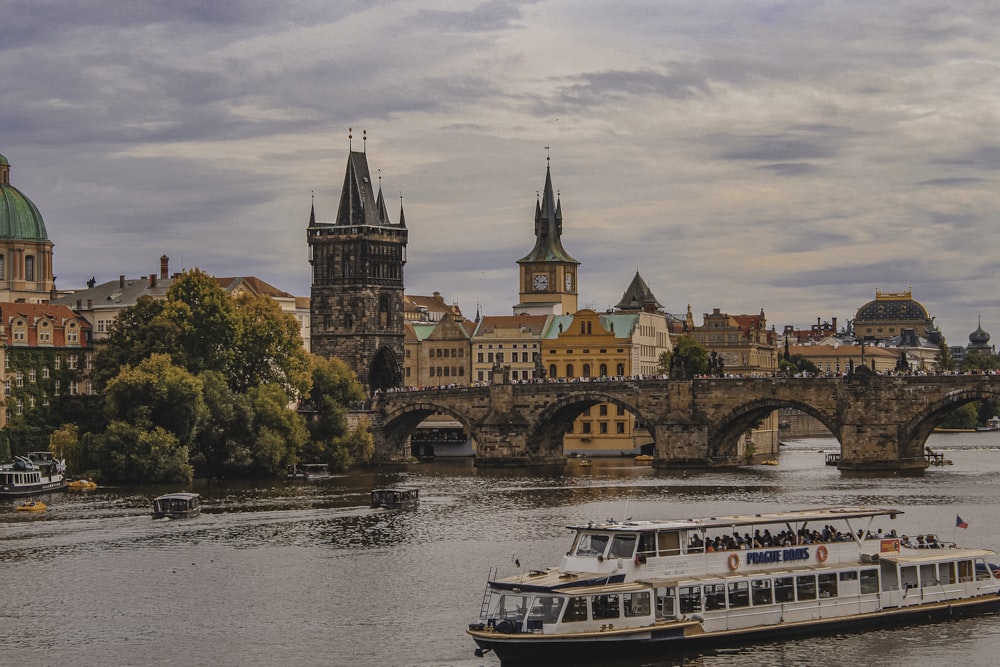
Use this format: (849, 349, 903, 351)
(151, 492, 201, 519)
(0, 452, 67, 497)
(468, 507, 1000, 663)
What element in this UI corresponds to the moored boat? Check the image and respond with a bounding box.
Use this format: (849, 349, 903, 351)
(634, 454, 654, 463)
(0, 452, 67, 497)
(16, 500, 46, 512)
(152, 492, 201, 519)
(370, 487, 419, 509)
(67, 479, 98, 490)
(468, 507, 1000, 664)
(286, 463, 331, 480)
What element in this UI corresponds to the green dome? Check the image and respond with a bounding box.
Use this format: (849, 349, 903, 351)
(0, 156, 49, 241)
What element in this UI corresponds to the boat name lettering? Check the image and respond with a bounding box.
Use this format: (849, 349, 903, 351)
(745, 547, 810, 565)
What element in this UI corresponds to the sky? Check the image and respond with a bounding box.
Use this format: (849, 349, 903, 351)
(3, 1, 1000, 346)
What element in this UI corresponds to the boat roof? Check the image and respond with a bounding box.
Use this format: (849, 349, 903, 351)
(154, 492, 200, 501)
(568, 506, 903, 532)
(879, 548, 997, 564)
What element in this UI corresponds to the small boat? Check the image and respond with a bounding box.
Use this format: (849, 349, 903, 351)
(977, 415, 1000, 431)
(578, 458, 592, 467)
(370, 487, 419, 509)
(634, 454, 654, 463)
(152, 492, 201, 519)
(1, 451, 67, 497)
(760, 459, 779, 466)
(67, 479, 98, 490)
(16, 500, 46, 512)
(286, 463, 331, 480)
(468, 506, 1000, 663)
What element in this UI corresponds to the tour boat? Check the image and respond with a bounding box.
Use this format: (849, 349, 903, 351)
(286, 463, 331, 480)
(468, 507, 1000, 664)
(151, 492, 201, 519)
(370, 487, 419, 509)
(0, 452, 67, 497)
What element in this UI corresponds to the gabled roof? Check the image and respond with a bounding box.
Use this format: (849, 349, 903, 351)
(473, 314, 550, 337)
(615, 271, 663, 311)
(216, 276, 294, 299)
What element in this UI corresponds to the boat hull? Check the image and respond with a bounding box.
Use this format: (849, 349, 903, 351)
(471, 594, 1000, 665)
(0, 479, 67, 497)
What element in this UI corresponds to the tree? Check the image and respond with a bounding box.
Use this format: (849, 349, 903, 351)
(245, 384, 309, 475)
(229, 292, 311, 394)
(961, 349, 1000, 373)
(95, 420, 193, 484)
(936, 339, 956, 372)
(302, 355, 367, 470)
(938, 402, 978, 430)
(162, 268, 237, 375)
(49, 423, 82, 474)
(92, 296, 181, 391)
(190, 370, 255, 476)
(664, 336, 710, 378)
(779, 354, 820, 375)
(103, 353, 206, 446)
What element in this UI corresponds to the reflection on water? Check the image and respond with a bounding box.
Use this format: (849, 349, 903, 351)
(3, 433, 1000, 666)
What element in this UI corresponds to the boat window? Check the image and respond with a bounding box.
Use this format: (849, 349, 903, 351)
(623, 592, 651, 617)
(608, 534, 637, 559)
(574, 533, 610, 557)
(591, 594, 620, 620)
(637, 532, 657, 557)
(919, 563, 936, 587)
(704, 583, 726, 610)
(562, 596, 588, 623)
(655, 587, 676, 619)
(860, 569, 879, 594)
(838, 570, 858, 582)
(751, 579, 772, 606)
(657, 531, 681, 556)
(679, 585, 702, 614)
(818, 573, 838, 598)
(497, 594, 530, 621)
(975, 560, 993, 581)
(728, 581, 750, 608)
(527, 596, 565, 625)
(939, 562, 956, 585)
(796, 575, 817, 601)
(774, 576, 795, 603)
(900, 565, 918, 591)
(958, 560, 973, 583)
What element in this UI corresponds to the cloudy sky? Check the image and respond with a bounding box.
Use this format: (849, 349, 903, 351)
(3, 1, 1000, 345)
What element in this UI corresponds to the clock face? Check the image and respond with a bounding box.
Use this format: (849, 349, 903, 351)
(533, 274, 549, 291)
(564, 273, 573, 290)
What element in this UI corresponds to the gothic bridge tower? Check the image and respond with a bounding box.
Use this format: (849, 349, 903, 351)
(308, 137, 408, 393)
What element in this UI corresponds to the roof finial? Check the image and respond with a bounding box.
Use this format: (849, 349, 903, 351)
(348, 127, 352, 151)
(378, 168, 382, 187)
(363, 129, 367, 154)
(545, 145, 550, 164)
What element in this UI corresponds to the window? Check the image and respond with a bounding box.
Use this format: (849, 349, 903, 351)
(67, 324, 79, 343)
(573, 533, 609, 557)
(0, 253, 4, 279)
(582, 364, 591, 377)
(15, 371, 23, 387)
(623, 592, 650, 617)
(566, 364, 574, 377)
(549, 364, 557, 378)
(581, 422, 591, 434)
(600, 363, 608, 377)
(591, 594, 619, 620)
(69, 381, 78, 395)
(599, 422, 608, 434)
(679, 586, 702, 614)
(4, 380, 9, 396)
(616, 422, 626, 434)
(55, 356, 60, 370)
(16, 399, 24, 416)
(860, 569, 879, 594)
(527, 596, 565, 625)
(774, 577, 794, 603)
(608, 534, 637, 559)
(68, 355, 78, 369)
(751, 579, 772, 606)
(563, 597, 588, 623)
(728, 581, 750, 608)
(28, 369, 35, 383)
(25, 255, 35, 281)
(796, 575, 816, 600)
(818, 573, 838, 598)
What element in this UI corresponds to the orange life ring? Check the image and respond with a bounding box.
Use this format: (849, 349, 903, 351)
(816, 545, 829, 562)
(727, 553, 740, 570)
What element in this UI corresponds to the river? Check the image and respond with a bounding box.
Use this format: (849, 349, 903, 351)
(3, 431, 1000, 666)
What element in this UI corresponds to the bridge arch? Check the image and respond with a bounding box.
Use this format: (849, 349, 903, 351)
(709, 397, 839, 462)
(380, 401, 477, 459)
(900, 385, 1000, 459)
(528, 390, 654, 459)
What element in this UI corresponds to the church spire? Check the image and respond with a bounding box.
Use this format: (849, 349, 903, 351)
(308, 191, 316, 226)
(517, 155, 579, 265)
(398, 192, 406, 227)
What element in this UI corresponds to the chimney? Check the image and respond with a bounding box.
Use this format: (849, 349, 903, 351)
(87, 299, 92, 308)
(149, 274, 157, 288)
(76, 299, 81, 309)
(160, 255, 169, 280)
(119, 275, 125, 288)
(832, 317, 837, 332)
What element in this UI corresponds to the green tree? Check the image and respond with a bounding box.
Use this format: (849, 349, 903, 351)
(303, 355, 367, 470)
(938, 402, 978, 430)
(103, 353, 206, 446)
(229, 292, 311, 394)
(961, 349, 1000, 372)
(245, 384, 309, 475)
(190, 371, 254, 476)
(48, 423, 82, 474)
(92, 296, 180, 390)
(162, 268, 237, 375)
(95, 420, 193, 484)
(936, 339, 956, 371)
(664, 336, 710, 377)
(779, 354, 820, 375)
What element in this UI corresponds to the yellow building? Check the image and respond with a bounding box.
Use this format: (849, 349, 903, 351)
(402, 312, 474, 388)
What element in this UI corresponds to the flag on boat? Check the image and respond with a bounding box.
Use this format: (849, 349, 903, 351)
(956, 515, 969, 529)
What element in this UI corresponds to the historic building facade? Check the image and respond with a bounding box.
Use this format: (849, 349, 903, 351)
(308, 146, 408, 392)
(0, 303, 92, 430)
(471, 314, 550, 384)
(852, 289, 938, 342)
(0, 152, 55, 303)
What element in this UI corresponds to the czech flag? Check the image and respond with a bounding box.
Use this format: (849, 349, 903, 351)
(956, 515, 969, 529)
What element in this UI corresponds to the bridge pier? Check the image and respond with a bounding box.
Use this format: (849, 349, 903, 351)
(649, 423, 719, 468)
(837, 425, 928, 472)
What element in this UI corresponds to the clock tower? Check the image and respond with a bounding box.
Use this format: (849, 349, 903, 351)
(514, 158, 580, 315)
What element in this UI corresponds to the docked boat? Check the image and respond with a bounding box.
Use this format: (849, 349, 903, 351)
(15, 500, 46, 512)
(67, 479, 98, 490)
(634, 454, 654, 463)
(0, 452, 67, 497)
(468, 507, 1000, 664)
(370, 487, 419, 509)
(151, 492, 201, 519)
(286, 463, 331, 480)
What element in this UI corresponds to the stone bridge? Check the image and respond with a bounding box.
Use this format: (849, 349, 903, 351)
(368, 373, 1000, 471)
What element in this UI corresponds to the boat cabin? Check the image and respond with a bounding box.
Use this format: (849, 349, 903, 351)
(152, 492, 201, 519)
(370, 487, 419, 509)
(287, 463, 331, 480)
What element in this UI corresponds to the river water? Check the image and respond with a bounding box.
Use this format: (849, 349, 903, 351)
(4, 432, 1000, 667)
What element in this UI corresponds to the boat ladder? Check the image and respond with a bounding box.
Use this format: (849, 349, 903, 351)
(479, 567, 497, 620)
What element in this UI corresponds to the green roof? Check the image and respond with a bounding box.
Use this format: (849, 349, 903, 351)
(0, 154, 9, 166)
(0, 156, 49, 241)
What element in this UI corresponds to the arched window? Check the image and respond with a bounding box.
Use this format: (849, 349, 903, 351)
(582, 364, 591, 378)
(566, 364, 574, 378)
(549, 364, 557, 378)
(617, 363, 626, 376)
(599, 364, 608, 377)
(24, 256, 34, 282)
(0, 254, 4, 279)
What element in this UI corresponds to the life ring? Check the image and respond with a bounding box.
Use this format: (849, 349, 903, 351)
(816, 545, 829, 562)
(727, 553, 740, 570)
